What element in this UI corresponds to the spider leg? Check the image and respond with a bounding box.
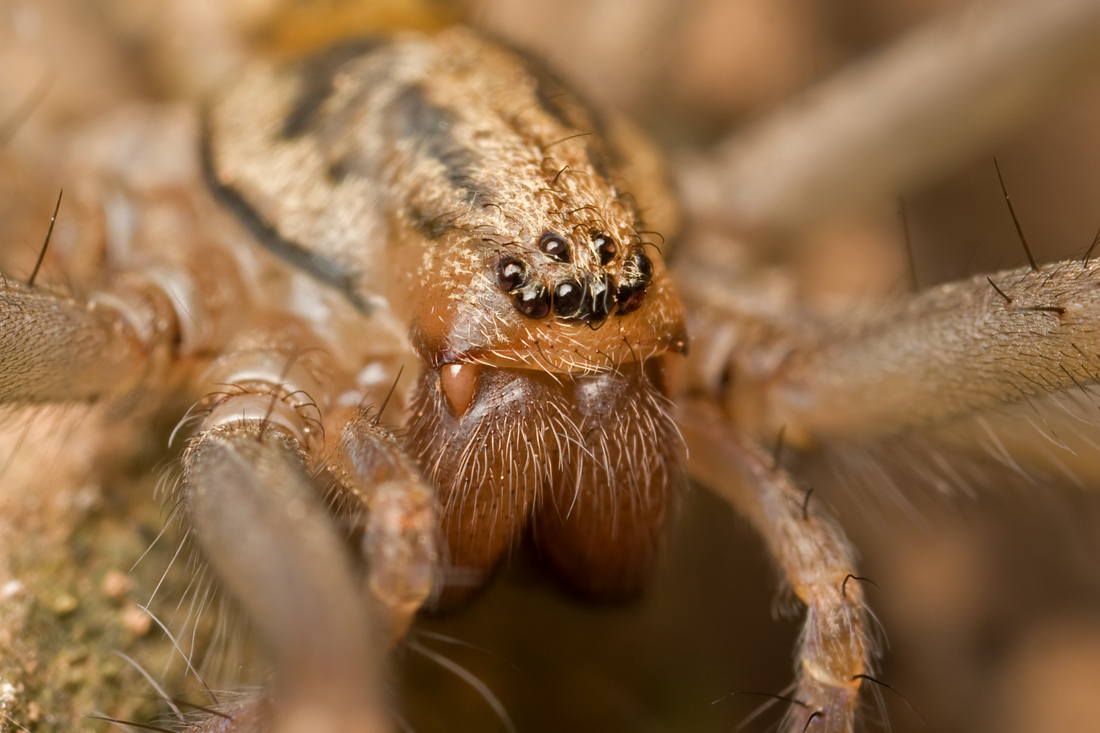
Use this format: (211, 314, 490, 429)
(0, 278, 164, 404)
(184, 420, 387, 733)
(681, 403, 871, 733)
(179, 331, 391, 733)
(769, 260, 1100, 439)
(326, 407, 437, 641)
(679, 0, 1100, 239)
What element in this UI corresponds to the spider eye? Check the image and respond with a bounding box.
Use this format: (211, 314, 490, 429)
(594, 233, 617, 265)
(539, 232, 571, 262)
(615, 283, 647, 314)
(553, 279, 584, 318)
(632, 251, 653, 284)
(514, 282, 552, 318)
(496, 257, 527, 292)
(616, 250, 653, 315)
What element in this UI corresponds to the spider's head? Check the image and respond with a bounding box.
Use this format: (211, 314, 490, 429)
(404, 150, 688, 376)
(405, 203, 688, 605)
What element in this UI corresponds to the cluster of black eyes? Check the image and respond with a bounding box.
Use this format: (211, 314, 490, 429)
(495, 231, 653, 322)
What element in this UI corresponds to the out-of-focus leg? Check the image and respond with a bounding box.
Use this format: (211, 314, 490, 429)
(180, 330, 390, 733)
(683, 257, 1100, 443)
(770, 260, 1100, 439)
(681, 402, 871, 733)
(0, 279, 159, 403)
(184, 420, 388, 733)
(326, 407, 437, 641)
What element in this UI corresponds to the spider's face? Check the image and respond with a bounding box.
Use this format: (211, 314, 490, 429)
(399, 130, 688, 605)
(205, 26, 688, 374)
(406, 214, 688, 374)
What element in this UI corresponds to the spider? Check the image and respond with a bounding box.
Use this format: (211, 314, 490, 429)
(2, 1, 1100, 733)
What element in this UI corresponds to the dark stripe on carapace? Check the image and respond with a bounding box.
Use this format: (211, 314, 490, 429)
(281, 37, 388, 139)
(199, 113, 371, 313)
(406, 205, 458, 240)
(501, 40, 597, 132)
(586, 143, 615, 187)
(326, 156, 353, 184)
(496, 38, 624, 180)
(387, 84, 486, 200)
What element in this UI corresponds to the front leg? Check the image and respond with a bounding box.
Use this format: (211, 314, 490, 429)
(682, 403, 871, 732)
(179, 328, 392, 733)
(325, 407, 438, 642)
(185, 420, 388, 733)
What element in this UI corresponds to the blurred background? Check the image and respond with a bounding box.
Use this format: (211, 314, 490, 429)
(2, 0, 1100, 732)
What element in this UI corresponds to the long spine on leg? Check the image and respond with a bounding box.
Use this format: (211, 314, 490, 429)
(682, 403, 871, 733)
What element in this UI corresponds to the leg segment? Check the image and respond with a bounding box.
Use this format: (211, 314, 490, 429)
(326, 407, 437, 640)
(685, 258, 1100, 442)
(679, 0, 1100, 237)
(0, 280, 152, 403)
(184, 419, 388, 733)
(177, 328, 396, 733)
(770, 260, 1100, 438)
(681, 402, 871, 733)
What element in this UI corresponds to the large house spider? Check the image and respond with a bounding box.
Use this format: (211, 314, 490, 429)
(2, 1, 1100, 732)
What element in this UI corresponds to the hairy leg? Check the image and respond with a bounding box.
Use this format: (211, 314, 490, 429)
(184, 420, 387, 733)
(682, 402, 871, 733)
(0, 279, 157, 403)
(771, 259, 1100, 439)
(326, 407, 438, 641)
(179, 332, 391, 733)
